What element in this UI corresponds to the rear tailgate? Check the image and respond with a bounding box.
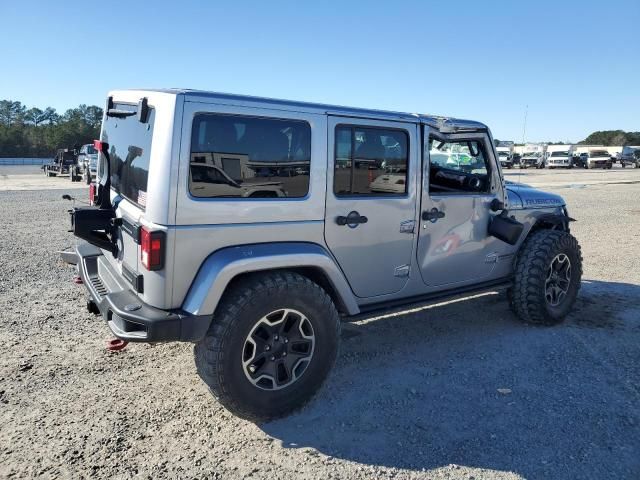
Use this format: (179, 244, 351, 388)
(99, 99, 155, 298)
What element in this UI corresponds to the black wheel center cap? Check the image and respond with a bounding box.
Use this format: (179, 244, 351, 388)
(267, 337, 288, 360)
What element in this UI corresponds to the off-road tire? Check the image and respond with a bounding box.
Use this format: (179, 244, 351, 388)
(510, 229, 582, 325)
(194, 271, 341, 422)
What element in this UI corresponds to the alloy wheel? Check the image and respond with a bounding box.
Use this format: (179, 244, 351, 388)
(545, 254, 572, 307)
(242, 308, 315, 390)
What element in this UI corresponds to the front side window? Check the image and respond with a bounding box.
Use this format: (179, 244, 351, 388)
(189, 114, 311, 198)
(428, 137, 491, 194)
(334, 125, 408, 196)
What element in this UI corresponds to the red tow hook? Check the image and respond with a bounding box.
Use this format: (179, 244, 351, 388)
(106, 338, 129, 352)
(73, 275, 83, 284)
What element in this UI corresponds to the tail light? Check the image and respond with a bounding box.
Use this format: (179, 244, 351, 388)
(89, 183, 96, 205)
(93, 139, 108, 152)
(140, 227, 165, 271)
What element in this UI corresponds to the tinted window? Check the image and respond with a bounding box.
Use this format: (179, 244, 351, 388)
(428, 137, 491, 194)
(334, 126, 408, 196)
(190, 114, 310, 198)
(102, 104, 155, 208)
(590, 150, 608, 157)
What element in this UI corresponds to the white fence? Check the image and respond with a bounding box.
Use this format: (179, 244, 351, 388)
(0, 158, 52, 165)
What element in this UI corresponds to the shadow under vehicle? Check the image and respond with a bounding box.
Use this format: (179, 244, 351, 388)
(261, 278, 640, 479)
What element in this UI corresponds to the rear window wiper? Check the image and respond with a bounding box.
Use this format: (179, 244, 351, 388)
(106, 108, 136, 118)
(105, 96, 150, 123)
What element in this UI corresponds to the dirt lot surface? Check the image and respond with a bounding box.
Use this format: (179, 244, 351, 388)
(1, 166, 639, 479)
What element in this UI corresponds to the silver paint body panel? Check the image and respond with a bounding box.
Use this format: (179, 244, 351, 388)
(97, 89, 567, 318)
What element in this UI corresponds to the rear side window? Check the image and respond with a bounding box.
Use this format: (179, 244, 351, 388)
(102, 103, 155, 208)
(189, 114, 311, 199)
(334, 125, 408, 196)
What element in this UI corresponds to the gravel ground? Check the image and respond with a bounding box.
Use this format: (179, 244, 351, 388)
(0, 170, 639, 479)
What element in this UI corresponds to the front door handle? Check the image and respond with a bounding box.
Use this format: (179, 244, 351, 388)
(422, 208, 445, 223)
(336, 211, 368, 227)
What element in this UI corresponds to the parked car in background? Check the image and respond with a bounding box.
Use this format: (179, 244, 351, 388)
(43, 148, 77, 177)
(76, 143, 99, 183)
(369, 166, 407, 193)
(496, 147, 513, 169)
(573, 153, 587, 169)
(619, 146, 640, 168)
(520, 152, 544, 169)
(582, 149, 613, 169)
(546, 150, 574, 169)
(190, 163, 286, 198)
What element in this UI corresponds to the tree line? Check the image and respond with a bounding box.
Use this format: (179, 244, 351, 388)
(496, 130, 640, 147)
(578, 130, 640, 146)
(0, 100, 102, 158)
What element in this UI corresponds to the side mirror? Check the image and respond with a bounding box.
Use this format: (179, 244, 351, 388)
(490, 198, 504, 212)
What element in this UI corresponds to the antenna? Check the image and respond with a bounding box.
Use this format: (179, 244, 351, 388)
(518, 105, 528, 185)
(521, 104, 528, 145)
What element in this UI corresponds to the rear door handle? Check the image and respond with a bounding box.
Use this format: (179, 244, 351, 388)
(336, 211, 368, 227)
(422, 208, 445, 223)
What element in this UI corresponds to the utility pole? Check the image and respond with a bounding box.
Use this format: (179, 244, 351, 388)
(521, 105, 528, 145)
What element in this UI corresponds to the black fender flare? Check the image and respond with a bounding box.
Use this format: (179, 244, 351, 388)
(533, 212, 575, 232)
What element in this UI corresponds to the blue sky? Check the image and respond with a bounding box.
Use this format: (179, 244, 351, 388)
(1, 1, 638, 142)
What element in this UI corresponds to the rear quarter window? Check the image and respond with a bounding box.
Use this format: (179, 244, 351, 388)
(189, 114, 311, 199)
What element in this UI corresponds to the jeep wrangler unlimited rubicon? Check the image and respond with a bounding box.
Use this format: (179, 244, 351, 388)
(65, 89, 582, 422)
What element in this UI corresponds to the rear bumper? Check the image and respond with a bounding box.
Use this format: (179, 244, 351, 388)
(73, 243, 210, 342)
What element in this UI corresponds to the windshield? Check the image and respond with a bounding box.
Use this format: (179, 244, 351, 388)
(498, 151, 509, 157)
(590, 150, 609, 157)
(86, 145, 98, 155)
(102, 103, 155, 208)
(550, 151, 570, 157)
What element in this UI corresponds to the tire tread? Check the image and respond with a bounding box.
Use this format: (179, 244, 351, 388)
(510, 229, 582, 325)
(194, 271, 340, 422)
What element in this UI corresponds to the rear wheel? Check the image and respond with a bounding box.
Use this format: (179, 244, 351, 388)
(510, 230, 582, 325)
(194, 271, 341, 422)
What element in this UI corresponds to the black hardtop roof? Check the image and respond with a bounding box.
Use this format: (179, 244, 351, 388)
(118, 88, 488, 132)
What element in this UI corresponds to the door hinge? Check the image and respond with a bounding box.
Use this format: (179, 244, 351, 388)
(399, 220, 415, 234)
(394, 264, 410, 277)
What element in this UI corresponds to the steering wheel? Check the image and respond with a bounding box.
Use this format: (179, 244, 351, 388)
(466, 175, 482, 191)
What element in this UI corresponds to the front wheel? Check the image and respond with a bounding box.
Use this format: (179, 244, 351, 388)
(194, 271, 340, 422)
(510, 230, 582, 325)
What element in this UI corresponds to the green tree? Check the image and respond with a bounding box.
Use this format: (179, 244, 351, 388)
(0, 100, 26, 126)
(0, 99, 102, 157)
(25, 107, 44, 126)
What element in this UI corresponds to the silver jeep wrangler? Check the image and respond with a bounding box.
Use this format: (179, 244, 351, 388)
(68, 89, 582, 422)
